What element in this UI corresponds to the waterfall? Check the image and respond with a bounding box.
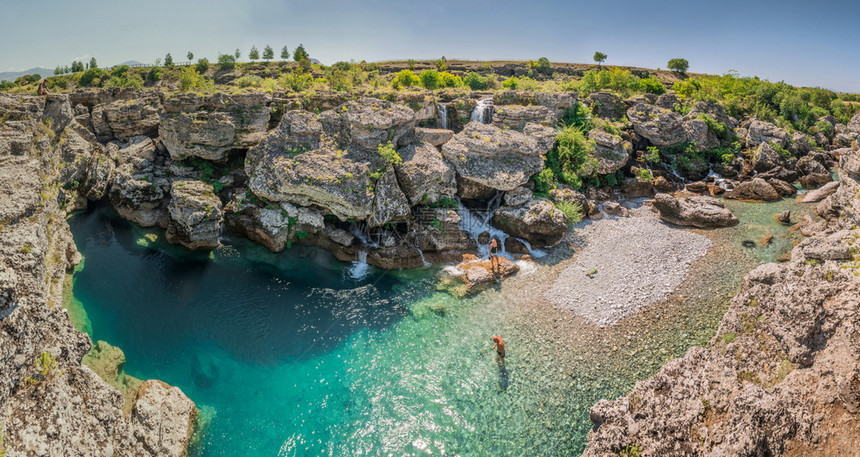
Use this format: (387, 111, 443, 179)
(348, 251, 370, 280)
(514, 238, 547, 259)
(456, 194, 510, 259)
(415, 247, 430, 267)
(470, 97, 494, 124)
(349, 223, 379, 248)
(436, 103, 448, 130)
(707, 167, 734, 191)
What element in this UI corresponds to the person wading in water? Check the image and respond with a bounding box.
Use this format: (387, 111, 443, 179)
(491, 336, 506, 362)
(488, 237, 501, 278)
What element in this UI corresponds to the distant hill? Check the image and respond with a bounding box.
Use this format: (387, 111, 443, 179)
(0, 67, 55, 82)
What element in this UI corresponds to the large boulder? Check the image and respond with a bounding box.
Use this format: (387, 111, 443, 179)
(318, 97, 416, 152)
(160, 93, 271, 161)
(652, 193, 739, 228)
(744, 119, 788, 148)
(80, 153, 115, 201)
(126, 380, 198, 457)
(224, 193, 324, 252)
(626, 103, 689, 146)
(367, 167, 412, 227)
(414, 127, 453, 147)
(109, 171, 167, 227)
(725, 177, 781, 201)
(588, 92, 627, 119)
(587, 129, 631, 174)
(394, 142, 457, 205)
(91, 97, 160, 141)
(752, 142, 785, 173)
(802, 181, 839, 203)
(441, 122, 549, 192)
(492, 105, 555, 130)
(847, 111, 860, 134)
(492, 199, 568, 247)
(166, 180, 223, 250)
(683, 118, 720, 151)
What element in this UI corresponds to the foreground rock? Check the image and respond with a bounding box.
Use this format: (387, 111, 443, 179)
(0, 96, 197, 457)
(492, 199, 568, 247)
(583, 151, 860, 456)
(724, 177, 781, 201)
(652, 193, 739, 228)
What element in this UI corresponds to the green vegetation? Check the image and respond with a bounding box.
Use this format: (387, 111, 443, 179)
(618, 444, 642, 457)
(391, 69, 419, 89)
(667, 58, 689, 73)
(218, 53, 237, 70)
(263, 45, 274, 61)
(179, 68, 212, 92)
(556, 200, 584, 224)
(377, 141, 402, 166)
(196, 58, 210, 74)
(164, 53, 174, 67)
(249, 46, 260, 61)
(593, 52, 607, 65)
(280, 46, 290, 61)
(187, 51, 194, 61)
(721, 332, 736, 344)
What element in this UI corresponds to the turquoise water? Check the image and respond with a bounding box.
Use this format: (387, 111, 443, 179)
(67, 196, 815, 456)
(69, 206, 603, 456)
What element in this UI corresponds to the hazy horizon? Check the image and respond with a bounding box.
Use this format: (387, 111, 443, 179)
(2, 0, 859, 92)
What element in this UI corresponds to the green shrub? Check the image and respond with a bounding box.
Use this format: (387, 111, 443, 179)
(531, 168, 559, 194)
(639, 77, 665, 95)
(79, 68, 105, 86)
(178, 67, 210, 91)
(439, 71, 463, 88)
(146, 66, 162, 82)
(217, 53, 237, 70)
(560, 103, 594, 131)
(418, 69, 440, 89)
(619, 444, 642, 457)
(579, 67, 640, 95)
(502, 77, 519, 90)
(280, 71, 314, 92)
(235, 75, 263, 88)
(111, 65, 130, 78)
(196, 58, 210, 74)
(813, 119, 833, 135)
(541, 125, 596, 190)
(555, 200, 583, 223)
(377, 141, 401, 166)
(391, 69, 419, 89)
(464, 72, 490, 90)
(636, 169, 653, 181)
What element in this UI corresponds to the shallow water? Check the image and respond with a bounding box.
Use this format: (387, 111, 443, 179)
(66, 197, 815, 456)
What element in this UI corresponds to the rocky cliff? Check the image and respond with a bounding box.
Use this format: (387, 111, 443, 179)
(582, 149, 860, 455)
(0, 95, 197, 456)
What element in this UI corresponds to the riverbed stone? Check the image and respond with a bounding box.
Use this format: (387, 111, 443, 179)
(492, 199, 568, 246)
(724, 177, 781, 201)
(652, 193, 739, 228)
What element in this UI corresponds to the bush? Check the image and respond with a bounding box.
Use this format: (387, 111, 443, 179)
(418, 69, 440, 89)
(391, 69, 419, 89)
(280, 71, 314, 92)
(146, 66, 162, 82)
(79, 68, 105, 86)
(377, 141, 402, 166)
(110, 65, 130, 78)
(555, 200, 583, 224)
(217, 53, 237, 70)
(579, 67, 641, 95)
(235, 75, 263, 88)
(639, 77, 665, 94)
(196, 58, 210, 74)
(464, 72, 490, 90)
(541, 125, 596, 190)
(438, 72, 463, 88)
(178, 67, 210, 91)
(531, 57, 551, 74)
(667, 58, 689, 73)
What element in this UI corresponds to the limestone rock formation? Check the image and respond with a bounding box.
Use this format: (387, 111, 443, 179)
(394, 142, 457, 205)
(414, 127, 453, 147)
(801, 180, 839, 203)
(224, 192, 324, 252)
(492, 199, 568, 246)
(743, 119, 789, 148)
(626, 103, 689, 146)
(109, 171, 168, 227)
(492, 104, 555, 130)
(589, 92, 627, 119)
(441, 121, 549, 192)
(125, 380, 198, 457)
(752, 142, 785, 172)
(166, 180, 224, 250)
(587, 129, 631, 174)
(652, 193, 739, 228)
(367, 167, 412, 227)
(91, 97, 160, 141)
(160, 93, 271, 161)
(725, 177, 781, 201)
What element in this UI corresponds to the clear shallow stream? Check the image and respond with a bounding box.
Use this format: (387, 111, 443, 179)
(66, 196, 814, 456)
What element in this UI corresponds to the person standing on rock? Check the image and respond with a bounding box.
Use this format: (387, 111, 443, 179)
(488, 237, 501, 277)
(491, 335, 506, 362)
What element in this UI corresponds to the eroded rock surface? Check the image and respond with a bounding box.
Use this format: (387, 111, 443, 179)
(652, 193, 739, 228)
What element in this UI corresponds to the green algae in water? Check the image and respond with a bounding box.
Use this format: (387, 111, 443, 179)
(62, 257, 92, 335)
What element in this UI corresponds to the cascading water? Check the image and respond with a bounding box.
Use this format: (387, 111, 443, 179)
(348, 250, 370, 280)
(456, 193, 511, 259)
(436, 103, 448, 130)
(470, 97, 494, 124)
(707, 167, 734, 191)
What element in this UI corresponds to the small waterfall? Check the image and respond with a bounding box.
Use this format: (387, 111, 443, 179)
(415, 247, 430, 267)
(707, 167, 734, 191)
(349, 223, 379, 248)
(436, 103, 448, 130)
(348, 251, 370, 280)
(514, 238, 547, 259)
(456, 194, 510, 259)
(470, 97, 494, 124)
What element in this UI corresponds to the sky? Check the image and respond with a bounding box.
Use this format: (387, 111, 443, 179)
(1, 0, 859, 92)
